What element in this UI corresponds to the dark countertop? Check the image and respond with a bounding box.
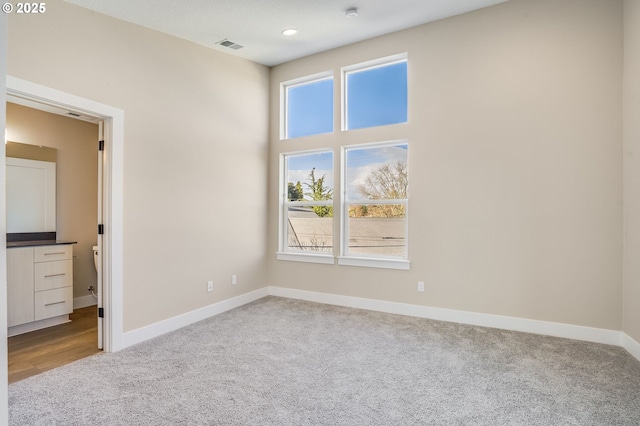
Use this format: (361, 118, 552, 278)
(7, 240, 77, 248)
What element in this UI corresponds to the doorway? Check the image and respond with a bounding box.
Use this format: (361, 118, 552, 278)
(6, 100, 101, 382)
(5, 76, 124, 356)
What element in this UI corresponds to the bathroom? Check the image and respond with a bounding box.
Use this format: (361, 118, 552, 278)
(5, 100, 101, 378)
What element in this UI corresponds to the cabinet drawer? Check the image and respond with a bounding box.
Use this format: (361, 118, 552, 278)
(34, 287, 73, 321)
(34, 245, 73, 262)
(35, 260, 73, 291)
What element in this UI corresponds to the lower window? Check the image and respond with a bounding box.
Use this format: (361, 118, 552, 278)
(281, 150, 334, 256)
(277, 142, 410, 270)
(342, 142, 408, 262)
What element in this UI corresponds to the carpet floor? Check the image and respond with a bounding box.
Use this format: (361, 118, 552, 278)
(8, 296, 640, 425)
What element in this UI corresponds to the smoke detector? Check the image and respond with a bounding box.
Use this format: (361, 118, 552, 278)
(345, 8, 358, 18)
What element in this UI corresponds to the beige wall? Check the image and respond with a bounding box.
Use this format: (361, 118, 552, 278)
(623, 0, 640, 343)
(7, 0, 270, 332)
(268, 0, 624, 330)
(4, 0, 629, 337)
(6, 102, 99, 300)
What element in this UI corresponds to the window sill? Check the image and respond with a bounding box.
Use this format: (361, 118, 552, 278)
(337, 256, 410, 270)
(276, 252, 335, 265)
(276, 252, 410, 270)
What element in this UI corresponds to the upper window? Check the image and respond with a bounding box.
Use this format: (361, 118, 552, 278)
(343, 55, 408, 131)
(342, 142, 408, 263)
(283, 75, 333, 139)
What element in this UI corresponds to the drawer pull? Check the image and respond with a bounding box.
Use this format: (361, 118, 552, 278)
(44, 252, 66, 256)
(44, 273, 66, 278)
(44, 301, 66, 307)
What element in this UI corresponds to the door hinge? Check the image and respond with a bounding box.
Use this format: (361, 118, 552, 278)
(98, 140, 104, 151)
(98, 224, 104, 235)
(98, 307, 104, 318)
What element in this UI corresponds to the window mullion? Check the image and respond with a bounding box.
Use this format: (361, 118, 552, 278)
(345, 198, 408, 206)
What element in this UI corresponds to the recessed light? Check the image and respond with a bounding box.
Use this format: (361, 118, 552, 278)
(282, 28, 298, 36)
(345, 8, 358, 18)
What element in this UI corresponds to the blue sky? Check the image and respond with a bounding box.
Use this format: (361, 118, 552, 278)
(346, 61, 407, 130)
(286, 60, 408, 199)
(287, 78, 333, 139)
(286, 60, 407, 138)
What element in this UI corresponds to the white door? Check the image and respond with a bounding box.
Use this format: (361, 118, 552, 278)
(96, 122, 104, 349)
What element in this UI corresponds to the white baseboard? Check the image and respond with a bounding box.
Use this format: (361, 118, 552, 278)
(74, 295, 98, 310)
(267, 286, 623, 347)
(122, 288, 269, 349)
(117, 284, 640, 364)
(623, 333, 640, 362)
(8, 315, 70, 337)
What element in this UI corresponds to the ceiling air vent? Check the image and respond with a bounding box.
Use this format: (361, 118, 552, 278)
(216, 39, 244, 50)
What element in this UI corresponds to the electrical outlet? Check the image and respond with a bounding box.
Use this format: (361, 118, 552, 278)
(232, 275, 237, 285)
(417, 281, 425, 292)
(207, 281, 213, 292)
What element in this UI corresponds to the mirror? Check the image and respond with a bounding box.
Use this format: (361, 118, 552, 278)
(6, 141, 57, 234)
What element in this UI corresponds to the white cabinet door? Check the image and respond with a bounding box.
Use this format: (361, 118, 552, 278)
(7, 247, 35, 327)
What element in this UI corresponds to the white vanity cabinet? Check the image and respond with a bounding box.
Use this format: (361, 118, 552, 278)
(7, 244, 74, 335)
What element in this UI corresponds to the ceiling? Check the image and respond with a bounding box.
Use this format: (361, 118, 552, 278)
(64, 0, 509, 67)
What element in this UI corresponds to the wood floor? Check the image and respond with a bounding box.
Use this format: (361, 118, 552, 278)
(8, 305, 102, 384)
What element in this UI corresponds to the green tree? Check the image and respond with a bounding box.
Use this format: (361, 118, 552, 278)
(287, 181, 304, 201)
(304, 168, 333, 217)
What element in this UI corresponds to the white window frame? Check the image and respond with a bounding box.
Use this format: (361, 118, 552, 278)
(341, 53, 408, 132)
(280, 71, 334, 140)
(276, 149, 335, 264)
(338, 140, 410, 270)
(276, 54, 410, 270)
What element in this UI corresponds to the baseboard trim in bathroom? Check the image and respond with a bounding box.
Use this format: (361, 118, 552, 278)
(73, 295, 98, 310)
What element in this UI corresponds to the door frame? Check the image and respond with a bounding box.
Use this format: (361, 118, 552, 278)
(6, 76, 124, 352)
